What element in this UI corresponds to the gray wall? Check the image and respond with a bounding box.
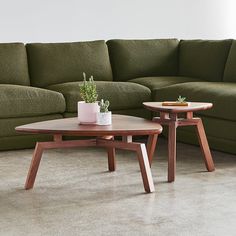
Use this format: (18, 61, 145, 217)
(0, 0, 235, 42)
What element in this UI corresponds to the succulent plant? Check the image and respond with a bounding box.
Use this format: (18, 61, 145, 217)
(177, 95, 187, 103)
(79, 72, 98, 103)
(99, 99, 110, 113)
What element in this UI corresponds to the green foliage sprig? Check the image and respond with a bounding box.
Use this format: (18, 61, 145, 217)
(177, 95, 186, 103)
(79, 72, 98, 103)
(99, 99, 110, 113)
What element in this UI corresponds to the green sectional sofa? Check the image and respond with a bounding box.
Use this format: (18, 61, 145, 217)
(0, 39, 236, 154)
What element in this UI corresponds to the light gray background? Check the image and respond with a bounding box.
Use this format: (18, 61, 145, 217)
(0, 0, 235, 42)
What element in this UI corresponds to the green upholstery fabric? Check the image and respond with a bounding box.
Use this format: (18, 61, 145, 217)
(47, 81, 151, 113)
(129, 76, 203, 91)
(0, 114, 62, 137)
(26, 40, 113, 87)
(0, 134, 54, 151)
(107, 39, 179, 81)
(63, 108, 152, 120)
(0, 85, 65, 118)
(153, 82, 236, 121)
(0, 43, 30, 85)
(223, 40, 236, 82)
(176, 130, 236, 155)
(175, 115, 236, 154)
(165, 115, 236, 143)
(179, 40, 232, 82)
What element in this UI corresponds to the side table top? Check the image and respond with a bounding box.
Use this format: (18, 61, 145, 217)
(143, 102, 213, 113)
(15, 115, 163, 136)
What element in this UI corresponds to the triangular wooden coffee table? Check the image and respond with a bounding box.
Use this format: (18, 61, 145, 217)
(16, 115, 162, 193)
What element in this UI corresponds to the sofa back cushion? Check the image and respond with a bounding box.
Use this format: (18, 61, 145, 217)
(26, 40, 113, 87)
(179, 39, 232, 82)
(0, 43, 30, 85)
(223, 40, 236, 82)
(107, 39, 179, 81)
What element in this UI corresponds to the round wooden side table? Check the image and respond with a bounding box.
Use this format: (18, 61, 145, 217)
(143, 102, 215, 182)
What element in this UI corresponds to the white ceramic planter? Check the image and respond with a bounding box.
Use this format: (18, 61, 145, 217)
(97, 111, 112, 125)
(78, 101, 99, 124)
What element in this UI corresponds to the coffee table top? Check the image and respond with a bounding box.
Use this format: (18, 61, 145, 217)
(16, 115, 162, 136)
(143, 102, 213, 113)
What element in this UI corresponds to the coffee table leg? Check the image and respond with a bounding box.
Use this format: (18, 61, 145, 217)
(168, 121, 177, 182)
(25, 143, 44, 190)
(107, 147, 116, 171)
(107, 137, 116, 171)
(102, 136, 116, 171)
(196, 119, 215, 172)
(136, 144, 155, 193)
(147, 134, 158, 166)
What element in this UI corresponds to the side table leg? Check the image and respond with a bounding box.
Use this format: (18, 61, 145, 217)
(196, 119, 215, 171)
(25, 143, 44, 190)
(147, 134, 158, 166)
(136, 144, 155, 193)
(168, 122, 177, 182)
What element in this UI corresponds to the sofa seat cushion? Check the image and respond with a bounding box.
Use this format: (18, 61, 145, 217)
(47, 81, 151, 112)
(129, 76, 203, 91)
(153, 82, 236, 121)
(0, 85, 66, 118)
(26, 40, 113, 87)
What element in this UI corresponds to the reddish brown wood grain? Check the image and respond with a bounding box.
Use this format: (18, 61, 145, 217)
(16, 115, 162, 137)
(147, 134, 159, 166)
(145, 102, 215, 182)
(19, 115, 162, 193)
(144, 102, 213, 114)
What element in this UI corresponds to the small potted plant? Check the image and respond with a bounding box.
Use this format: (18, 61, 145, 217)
(78, 73, 99, 124)
(177, 95, 187, 103)
(97, 99, 112, 125)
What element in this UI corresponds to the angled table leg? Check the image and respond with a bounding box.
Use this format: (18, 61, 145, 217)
(96, 138, 155, 193)
(25, 139, 97, 190)
(196, 119, 215, 172)
(147, 134, 158, 166)
(25, 143, 44, 190)
(136, 143, 155, 193)
(26, 136, 156, 193)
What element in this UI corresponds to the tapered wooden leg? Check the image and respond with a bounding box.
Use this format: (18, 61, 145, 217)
(107, 137, 116, 171)
(196, 119, 215, 172)
(107, 147, 116, 171)
(147, 134, 158, 166)
(25, 143, 44, 190)
(101, 136, 116, 171)
(168, 122, 177, 182)
(25, 139, 97, 190)
(136, 144, 155, 193)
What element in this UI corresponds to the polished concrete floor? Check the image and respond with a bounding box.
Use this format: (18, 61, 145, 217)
(0, 138, 236, 236)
